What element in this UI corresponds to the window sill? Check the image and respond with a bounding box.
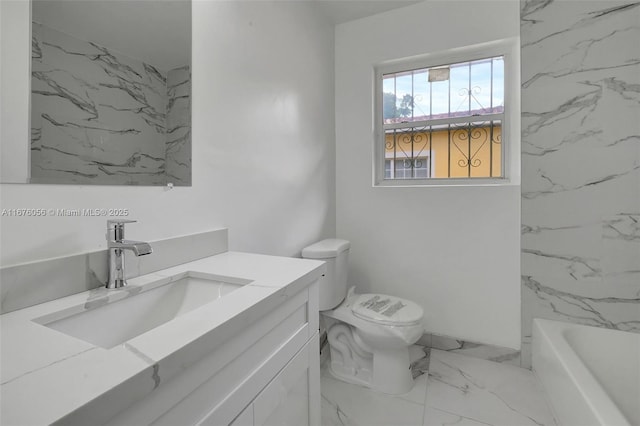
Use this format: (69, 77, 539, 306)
(373, 177, 518, 188)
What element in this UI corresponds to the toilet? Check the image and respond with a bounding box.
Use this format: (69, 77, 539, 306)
(302, 239, 424, 395)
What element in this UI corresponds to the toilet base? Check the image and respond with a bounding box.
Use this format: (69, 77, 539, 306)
(328, 346, 415, 394)
(326, 322, 415, 395)
(372, 347, 414, 394)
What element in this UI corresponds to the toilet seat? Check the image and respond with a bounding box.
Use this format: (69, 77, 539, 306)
(351, 293, 423, 326)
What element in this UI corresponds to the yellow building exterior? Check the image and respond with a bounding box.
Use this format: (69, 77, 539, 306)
(384, 123, 502, 179)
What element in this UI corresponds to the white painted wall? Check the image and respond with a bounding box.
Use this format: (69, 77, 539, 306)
(0, 0, 335, 266)
(335, 1, 521, 349)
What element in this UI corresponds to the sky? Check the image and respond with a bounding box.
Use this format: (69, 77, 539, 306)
(382, 56, 504, 121)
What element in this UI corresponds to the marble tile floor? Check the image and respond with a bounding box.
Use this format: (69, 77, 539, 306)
(321, 347, 557, 426)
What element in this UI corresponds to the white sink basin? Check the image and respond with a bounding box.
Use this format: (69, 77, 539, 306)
(34, 272, 249, 348)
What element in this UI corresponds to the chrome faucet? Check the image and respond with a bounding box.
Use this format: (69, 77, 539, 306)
(106, 220, 152, 289)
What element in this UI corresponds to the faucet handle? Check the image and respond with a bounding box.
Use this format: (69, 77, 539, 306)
(107, 219, 137, 242)
(107, 219, 136, 228)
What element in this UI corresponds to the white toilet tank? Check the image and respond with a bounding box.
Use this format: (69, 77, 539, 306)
(301, 239, 350, 311)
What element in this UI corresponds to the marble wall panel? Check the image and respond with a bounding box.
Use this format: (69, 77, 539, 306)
(30, 22, 190, 186)
(165, 66, 191, 186)
(602, 213, 640, 286)
(520, 0, 640, 367)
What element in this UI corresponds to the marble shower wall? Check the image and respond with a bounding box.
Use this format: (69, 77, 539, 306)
(165, 66, 192, 186)
(520, 0, 640, 367)
(30, 22, 191, 186)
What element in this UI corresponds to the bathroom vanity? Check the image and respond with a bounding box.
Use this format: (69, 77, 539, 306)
(0, 251, 325, 425)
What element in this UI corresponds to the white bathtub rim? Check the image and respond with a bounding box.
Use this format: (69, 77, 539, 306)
(532, 318, 631, 426)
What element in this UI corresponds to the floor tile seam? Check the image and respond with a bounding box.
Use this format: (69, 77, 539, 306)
(424, 404, 494, 426)
(396, 390, 429, 407)
(320, 392, 351, 426)
(398, 374, 430, 405)
(320, 388, 427, 426)
(320, 382, 427, 409)
(424, 376, 543, 419)
(429, 354, 538, 393)
(419, 347, 432, 426)
(425, 388, 551, 426)
(420, 375, 430, 425)
(321, 368, 429, 409)
(430, 348, 531, 375)
(438, 358, 552, 419)
(366, 392, 427, 409)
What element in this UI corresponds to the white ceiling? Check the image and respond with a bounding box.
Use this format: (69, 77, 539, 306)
(313, 0, 421, 25)
(32, 0, 420, 71)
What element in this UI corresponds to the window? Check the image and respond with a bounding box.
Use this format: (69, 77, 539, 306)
(384, 157, 430, 179)
(374, 41, 515, 186)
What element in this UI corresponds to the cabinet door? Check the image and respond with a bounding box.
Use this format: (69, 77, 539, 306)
(253, 333, 320, 426)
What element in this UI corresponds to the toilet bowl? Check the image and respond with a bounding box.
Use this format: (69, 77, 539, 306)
(322, 287, 424, 394)
(301, 239, 424, 395)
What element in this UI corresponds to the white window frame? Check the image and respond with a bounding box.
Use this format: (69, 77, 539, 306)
(373, 38, 519, 187)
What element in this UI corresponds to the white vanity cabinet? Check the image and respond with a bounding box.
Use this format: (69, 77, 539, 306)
(225, 335, 319, 426)
(1, 251, 325, 426)
(101, 280, 321, 426)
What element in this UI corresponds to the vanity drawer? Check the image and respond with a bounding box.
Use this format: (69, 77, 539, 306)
(252, 333, 319, 426)
(203, 332, 320, 426)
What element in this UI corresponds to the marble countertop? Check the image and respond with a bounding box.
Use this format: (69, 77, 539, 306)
(0, 251, 325, 425)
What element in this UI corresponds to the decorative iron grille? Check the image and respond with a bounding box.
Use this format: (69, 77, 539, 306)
(381, 56, 504, 179)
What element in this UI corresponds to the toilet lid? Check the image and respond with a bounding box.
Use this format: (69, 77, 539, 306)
(351, 294, 423, 326)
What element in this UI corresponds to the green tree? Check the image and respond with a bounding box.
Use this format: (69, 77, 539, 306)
(383, 92, 414, 120)
(383, 92, 397, 120)
(398, 94, 414, 118)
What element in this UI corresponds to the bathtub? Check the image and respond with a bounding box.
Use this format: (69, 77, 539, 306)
(532, 319, 640, 426)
